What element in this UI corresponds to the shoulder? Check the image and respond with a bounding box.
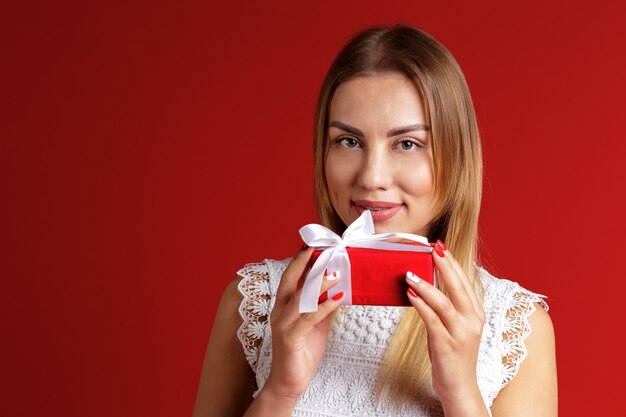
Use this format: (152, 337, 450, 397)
(236, 258, 291, 299)
(235, 258, 292, 369)
(479, 267, 549, 313)
(478, 267, 551, 354)
(490, 300, 557, 415)
(215, 261, 270, 324)
(192, 258, 296, 416)
(192, 269, 260, 417)
(478, 268, 557, 415)
(525, 302, 555, 351)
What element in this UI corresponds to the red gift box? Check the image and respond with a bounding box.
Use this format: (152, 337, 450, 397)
(308, 243, 436, 307)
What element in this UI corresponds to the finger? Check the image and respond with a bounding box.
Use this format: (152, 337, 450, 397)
(406, 271, 460, 333)
(407, 283, 449, 339)
(432, 240, 475, 316)
(274, 246, 315, 310)
(282, 272, 341, 323)
(316, 271, 341, 304)
(290, 290, 344, 338)
(445, 250, 485, 322)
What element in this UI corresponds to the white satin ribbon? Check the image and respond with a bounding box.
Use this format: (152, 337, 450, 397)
(298, 210, 433, 313)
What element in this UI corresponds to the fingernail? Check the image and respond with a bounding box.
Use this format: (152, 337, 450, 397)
(332, 291, 344, 301)
(435, 240, 446, 257)
(327, 271, 340, 281)
(318, 293, 328, 304)
(408, 287, 418, 298)
(406, 271, 421, 283)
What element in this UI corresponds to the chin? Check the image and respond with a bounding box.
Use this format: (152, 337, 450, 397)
(377, 222, 428, 236)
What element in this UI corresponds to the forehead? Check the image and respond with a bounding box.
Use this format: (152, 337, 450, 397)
(329, 72, 426, 126)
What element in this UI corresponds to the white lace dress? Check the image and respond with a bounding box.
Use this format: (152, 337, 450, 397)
(236, 258, 548, 416)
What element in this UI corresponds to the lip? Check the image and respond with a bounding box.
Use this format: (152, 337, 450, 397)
(353, 200, 403, 222)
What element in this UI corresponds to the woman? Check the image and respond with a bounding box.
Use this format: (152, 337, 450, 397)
(193, 25, 557, 416)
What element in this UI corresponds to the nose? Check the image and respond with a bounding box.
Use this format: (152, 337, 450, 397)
(356, 145, 393, 191)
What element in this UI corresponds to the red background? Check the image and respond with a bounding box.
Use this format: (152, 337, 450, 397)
(3, 0, 625, 415)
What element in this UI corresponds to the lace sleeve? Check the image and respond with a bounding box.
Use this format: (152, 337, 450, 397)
(236, 262, 271, 372)
(500, 286, 549, 387)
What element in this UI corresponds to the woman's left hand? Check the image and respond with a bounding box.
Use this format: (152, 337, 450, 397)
(405, 240, 487, 413)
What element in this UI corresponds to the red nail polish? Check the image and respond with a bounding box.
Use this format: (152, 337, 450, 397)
(332, 291, 344, 301)
(435, 240, 446, 257)
(408, 287, 418, 298)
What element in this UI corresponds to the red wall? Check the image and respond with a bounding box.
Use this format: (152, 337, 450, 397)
(3, 0, 624, 415)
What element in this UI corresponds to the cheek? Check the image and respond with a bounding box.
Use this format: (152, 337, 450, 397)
(324, 153, 352, 198)
(398, 159, 435, 199)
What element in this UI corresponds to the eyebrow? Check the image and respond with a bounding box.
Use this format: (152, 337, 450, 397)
(329, 121, 430, 137)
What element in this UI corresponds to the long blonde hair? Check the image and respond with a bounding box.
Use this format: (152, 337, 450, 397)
(313, 25, 483, 400)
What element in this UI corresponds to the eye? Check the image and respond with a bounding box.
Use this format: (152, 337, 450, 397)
(398, 139, 421, 151)
(335, 137, 361, 148)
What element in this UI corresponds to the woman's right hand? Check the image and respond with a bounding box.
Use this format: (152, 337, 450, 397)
(261, 246, 344, 405)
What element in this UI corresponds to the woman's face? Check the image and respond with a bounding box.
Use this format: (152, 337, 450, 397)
(325, 72, 437, 235)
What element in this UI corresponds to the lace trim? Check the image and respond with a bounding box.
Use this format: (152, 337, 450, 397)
(235, 259, 550, 412)
(500, 287, 549, 387)
(236, 262, 271, 372)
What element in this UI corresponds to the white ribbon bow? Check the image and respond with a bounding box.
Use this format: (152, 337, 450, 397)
(298, 210, 433, 313)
